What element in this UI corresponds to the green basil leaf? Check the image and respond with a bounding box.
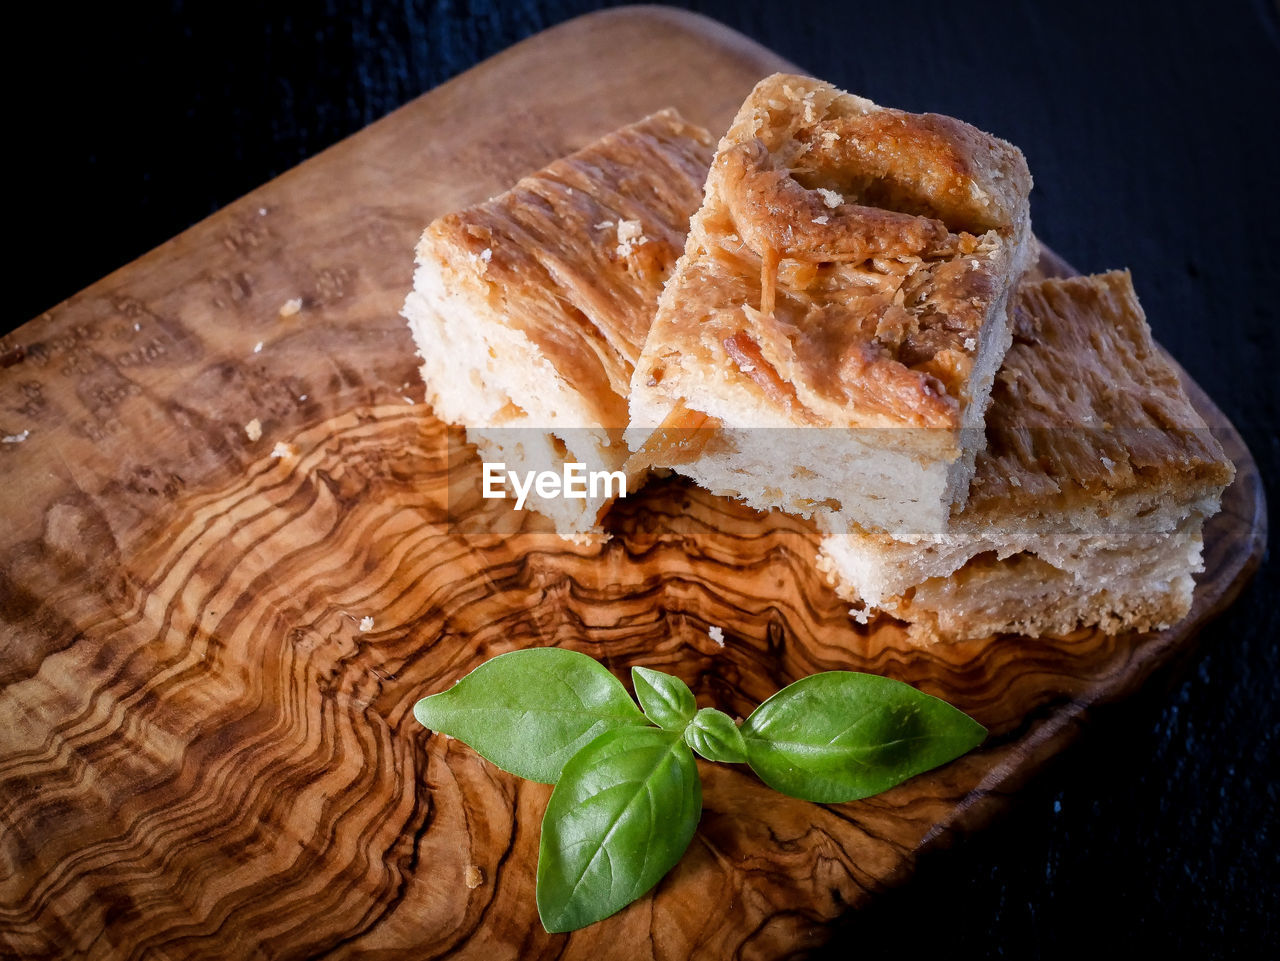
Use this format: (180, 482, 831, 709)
(413, 648, 648, 784)
(536, 726, 701, 933)
(631, 666, 697, 731)
(684, 707, 747, 764)
(741, 671, 986, 803)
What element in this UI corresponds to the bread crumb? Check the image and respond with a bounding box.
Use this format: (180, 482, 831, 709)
(1100, 456, 1116, 470)
(817, 188, 843, 209)
(821, 130, 841, 147)
(402, 395, 416, 405)
(1009, 475, 1022, 487)
(270, 441, 297, 459)
(258, 207, 268, 216)
(615, 219, 648, 257)
(812, 215, 829, 225)
(279, 298, 303, 318)
(133, 322, 141, 332)
(594, 220, 614, 230)
(298, 394, 308, 402)
(964, 337, 977, 351)
(464, 865, 484, 889)
(3, 429, 30, 444)
(253, 341, 263, 354)
(358, 616, 374, 632)
(708, 625, 725, 646)
(244, 418, 262, 442)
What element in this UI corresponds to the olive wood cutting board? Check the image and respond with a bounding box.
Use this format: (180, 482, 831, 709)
(0, 8, 1265, 960)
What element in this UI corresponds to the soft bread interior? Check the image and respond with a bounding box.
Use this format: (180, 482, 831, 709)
(833, 516, 1209, 643)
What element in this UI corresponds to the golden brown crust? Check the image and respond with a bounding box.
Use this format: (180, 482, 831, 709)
(634, 73, 1033, 432)
(419, 109, 714, 427)
(739, 76, 1032, 233)
(967, 270, 1235, 513)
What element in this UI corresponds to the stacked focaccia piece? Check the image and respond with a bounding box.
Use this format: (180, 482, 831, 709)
(404, 73, 1234, 642)
(627, 74, 1035, 540)
(815, 271, 1234, 641)
(403, 108, 715, 538)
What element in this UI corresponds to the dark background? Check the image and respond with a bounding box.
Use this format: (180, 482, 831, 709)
(10, 1, 1278, 957)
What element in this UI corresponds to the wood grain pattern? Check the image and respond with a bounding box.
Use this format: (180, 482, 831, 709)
(0, 8, 1265, 960)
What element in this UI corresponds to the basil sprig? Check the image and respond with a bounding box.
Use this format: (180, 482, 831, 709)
(414, 648, 986, 933)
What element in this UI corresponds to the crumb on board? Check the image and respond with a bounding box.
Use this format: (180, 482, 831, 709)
(615, 219, 648, 258)
(253, 341, 263, 354)
(279, 298, 303, 318)
(358, 616, 374, 633)
(617, 219, 644, 243)
(464, 865, 484, 889)
(3, 429, 30, 444)
(270, 441, 297, 459)
(708, 625, 725, 646)
(244, 419, 262, 442)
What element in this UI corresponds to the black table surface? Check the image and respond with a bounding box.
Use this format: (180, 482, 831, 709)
(10, 1, 1278, 958)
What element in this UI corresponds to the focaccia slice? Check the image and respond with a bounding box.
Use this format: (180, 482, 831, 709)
(627, 73, 1035, 539)
(404, 109, 714, 537)
(816, 271, 1235, 641)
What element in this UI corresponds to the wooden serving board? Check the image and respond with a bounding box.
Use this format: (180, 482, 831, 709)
(0, 8, 1265, 960)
